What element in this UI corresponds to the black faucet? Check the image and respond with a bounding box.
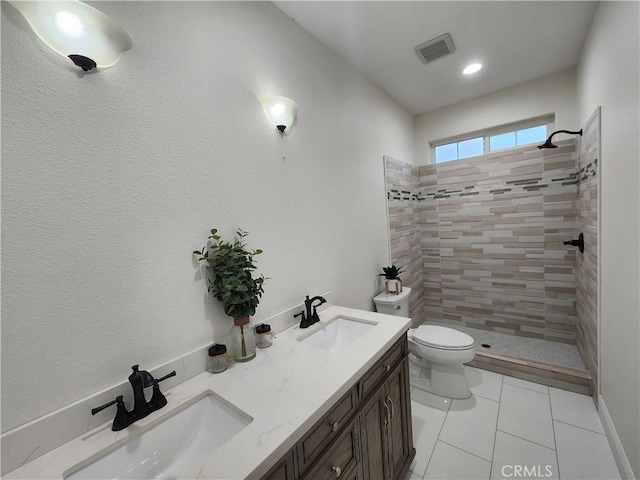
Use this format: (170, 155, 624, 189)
(92, 365, 176, 431)
(294, 295, 327, 328)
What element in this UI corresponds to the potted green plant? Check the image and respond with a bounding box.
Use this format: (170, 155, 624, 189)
(194, 228, 266, 362)
(379, 265, 404, 294)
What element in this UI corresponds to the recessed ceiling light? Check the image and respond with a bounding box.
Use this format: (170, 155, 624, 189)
(463, 63, 482, 75)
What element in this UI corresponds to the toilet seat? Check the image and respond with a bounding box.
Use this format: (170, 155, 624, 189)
(410, 325, 475, 350)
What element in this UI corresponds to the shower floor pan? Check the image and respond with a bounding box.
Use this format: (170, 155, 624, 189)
(422, 322, 593, 396)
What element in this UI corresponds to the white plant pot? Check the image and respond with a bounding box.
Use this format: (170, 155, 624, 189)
(384, 279, 403, 294)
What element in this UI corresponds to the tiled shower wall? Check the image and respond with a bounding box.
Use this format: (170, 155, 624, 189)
(385, 141, 586, 343)
(576, 108, 600, 390)
(384, 156, 424, 324)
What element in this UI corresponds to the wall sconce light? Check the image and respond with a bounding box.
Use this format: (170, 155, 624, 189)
(537, 129, 583, 149)
(258, 96, 298, 134)
(8, 0, 132, 72)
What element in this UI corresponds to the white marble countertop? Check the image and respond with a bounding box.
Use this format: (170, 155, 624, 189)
(5, 305, 411, 480)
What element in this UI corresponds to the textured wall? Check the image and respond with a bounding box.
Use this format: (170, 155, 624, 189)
(576, 108, 600, 394)
(414, 69, 578, 165)
(386, 142, 583, 343)
(1, 1, 414, 432)
(577, 2, 640, 476)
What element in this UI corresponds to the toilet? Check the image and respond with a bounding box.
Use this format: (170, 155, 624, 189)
(373, 288, 476, 399)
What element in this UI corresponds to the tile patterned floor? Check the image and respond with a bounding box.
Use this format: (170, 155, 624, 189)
(426, 323, 586, 370)
(404, 367, 620, 480)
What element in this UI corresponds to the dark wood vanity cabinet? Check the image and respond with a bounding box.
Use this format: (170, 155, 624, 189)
(263, 453, 296, 480)
(261, 336, 415, 480)
(360, 361, 413, 480)
(301, 419, 363, 480)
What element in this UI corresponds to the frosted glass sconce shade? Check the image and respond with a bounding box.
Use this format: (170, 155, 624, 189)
(258, 96, 298, 134)
(8, 0, 132, 71)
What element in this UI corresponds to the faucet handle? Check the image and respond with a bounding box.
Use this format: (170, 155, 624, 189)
(295, 310, 309, 328)
(155, 370, 177, 383)
(148, 370, 176, 411)
(91, 396, 132, 431)
(91, 395, 124, 416)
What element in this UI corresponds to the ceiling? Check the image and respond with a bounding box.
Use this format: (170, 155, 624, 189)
(273, 1, 598, 115)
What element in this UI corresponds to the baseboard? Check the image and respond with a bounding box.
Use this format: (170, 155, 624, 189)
(598, 395, 637, 479)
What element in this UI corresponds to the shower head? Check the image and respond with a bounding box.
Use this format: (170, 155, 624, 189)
(537, 138, 558, 149)
(537, 129, 583, 149)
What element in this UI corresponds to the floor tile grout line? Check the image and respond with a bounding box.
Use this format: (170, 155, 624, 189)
(421, 397, 454, 478)
(503, 377, 550, 395)
(496, 429, 557, 452)
(490, 374, 505, 479)
(552, 418, 608, 436)
(503, 380, 553, 398)
(469, 392, 501, 404)
(549, 392, 561, 479)
(493, 427, 557, 452)
(408, 393, 448, 479)
(464, 366, 503, 403)
(547, 388, 558, 451)
(437, 439, 494, 464)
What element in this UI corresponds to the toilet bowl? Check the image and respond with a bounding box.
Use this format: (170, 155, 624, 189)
(373, 287, 476, 399)
(407, 325, 476, 399)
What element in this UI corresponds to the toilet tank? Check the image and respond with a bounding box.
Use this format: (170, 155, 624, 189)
(373, 287, 411, 317)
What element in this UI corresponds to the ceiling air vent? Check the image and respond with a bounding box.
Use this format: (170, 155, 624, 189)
(414, 33, 456, 64)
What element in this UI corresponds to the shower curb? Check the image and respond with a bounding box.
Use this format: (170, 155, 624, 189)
(468, 349, 593, 396)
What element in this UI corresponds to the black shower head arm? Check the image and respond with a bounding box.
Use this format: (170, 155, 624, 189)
(537, 129, 583, 149)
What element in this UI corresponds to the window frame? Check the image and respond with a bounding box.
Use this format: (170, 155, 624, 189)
(431, 115, 555, 164)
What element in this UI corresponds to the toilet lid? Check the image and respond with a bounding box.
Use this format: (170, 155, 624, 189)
(411, 325, 475, 350)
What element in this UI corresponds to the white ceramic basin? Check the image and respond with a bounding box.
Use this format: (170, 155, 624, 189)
(65, 391, 252, 480)
(299, 316, 376, 352)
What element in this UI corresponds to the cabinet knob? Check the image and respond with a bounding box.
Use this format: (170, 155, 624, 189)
(331, 465, 342, 477)
(385, 364, 391, 372)
(331, 421, 340, 432)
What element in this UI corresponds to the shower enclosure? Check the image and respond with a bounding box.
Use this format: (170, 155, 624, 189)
(384, 109, 600, 396)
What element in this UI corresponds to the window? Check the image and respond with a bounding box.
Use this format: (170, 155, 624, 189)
(489, 125, 547, 152)
(433, 116, 553, 164)
(435, 136, 483, 163)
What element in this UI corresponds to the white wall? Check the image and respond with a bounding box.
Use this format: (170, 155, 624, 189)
(414, 68, 577, 165)
(0, 1, 414, 432)
(576, 2, 640, 477)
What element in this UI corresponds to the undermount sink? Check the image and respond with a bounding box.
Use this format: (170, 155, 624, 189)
(65, 391, 252, 480)
(299, 316, 377, 352)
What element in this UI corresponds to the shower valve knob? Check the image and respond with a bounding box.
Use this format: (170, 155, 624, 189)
(563, 233, 584, 254)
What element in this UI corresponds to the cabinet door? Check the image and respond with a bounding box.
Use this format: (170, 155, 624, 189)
(360, 389, 388, 480)
(386, 359, 414, 479)
(263, 453, 296, 480)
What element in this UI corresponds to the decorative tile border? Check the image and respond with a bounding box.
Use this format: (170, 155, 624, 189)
(386, 162, 595, 203)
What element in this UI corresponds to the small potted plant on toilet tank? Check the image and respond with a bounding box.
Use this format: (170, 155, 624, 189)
(194, 228, 266, 362)
(380, 265, 404, 294)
